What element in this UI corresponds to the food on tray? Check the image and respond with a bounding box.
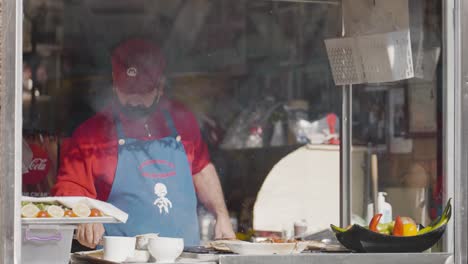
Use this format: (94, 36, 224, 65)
(21, 203, 40, 218)
(331, 198, 452, 237)
(90, 208, 103, 217)
(73, 202, 92, 217)
(205, 239, 244, 252)
(21, 201, 104, 218)
(47, 205, 65, 218)
(36, 211, 51, 218)
(205, 237, 304, 254)
(222, 240, 309, 255)
(64, 209, 78, 217)
(259, 237, 298, 243)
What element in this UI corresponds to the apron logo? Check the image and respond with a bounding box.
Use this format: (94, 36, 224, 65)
(126, 67, 138, 77)
(153, 183, 172, 214)
(139, 160, 177, 179)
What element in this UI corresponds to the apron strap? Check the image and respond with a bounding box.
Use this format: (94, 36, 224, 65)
(162, 110, 179, 138)
(115, 116, 126, 139)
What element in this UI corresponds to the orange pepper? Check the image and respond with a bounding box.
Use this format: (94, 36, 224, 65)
(369, 214, 382, 232)
(393, 216, 404, 236)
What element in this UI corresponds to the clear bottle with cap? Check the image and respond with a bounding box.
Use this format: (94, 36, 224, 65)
(293, 219, 308, 237)
(270, 120, 285, 146)
(366, 192, 393, 223)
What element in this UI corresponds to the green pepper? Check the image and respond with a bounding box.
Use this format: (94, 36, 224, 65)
(377, 221, 394, 235)
(376, 225, 391, 235)
(418, 198, 452, 235)
(330, 224, 350, 233)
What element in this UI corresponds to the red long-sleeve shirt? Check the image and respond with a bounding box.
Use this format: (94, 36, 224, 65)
(51, 99, 210, 201)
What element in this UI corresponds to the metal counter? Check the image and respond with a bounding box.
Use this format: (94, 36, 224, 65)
(218, 253, 453, 264)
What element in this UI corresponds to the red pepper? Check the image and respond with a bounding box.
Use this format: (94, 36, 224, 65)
(369, 214, 382, 232)
(393, 216, 404, 236)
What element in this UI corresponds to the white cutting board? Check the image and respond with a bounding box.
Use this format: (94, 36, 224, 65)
(253, 145, 341, 234)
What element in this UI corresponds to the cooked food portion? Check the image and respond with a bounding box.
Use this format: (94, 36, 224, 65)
(21, 201, 104, 218)
(258, 238, 298, 243)
(205, 239, 243, 252)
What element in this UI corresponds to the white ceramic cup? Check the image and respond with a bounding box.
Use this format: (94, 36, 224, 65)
(103, 236, 136, 262)
(147, 237, 184, 263)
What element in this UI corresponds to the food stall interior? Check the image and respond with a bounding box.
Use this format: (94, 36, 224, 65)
(21, 0, 445, 252)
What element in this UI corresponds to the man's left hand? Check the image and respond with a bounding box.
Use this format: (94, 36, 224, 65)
(214, 215, 236, 239)
(193, 163, 236, 240)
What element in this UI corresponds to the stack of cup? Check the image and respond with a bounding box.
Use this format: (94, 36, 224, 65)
(294, 219, 308, 237)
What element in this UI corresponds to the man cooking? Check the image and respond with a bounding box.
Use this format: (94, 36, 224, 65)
(51, 38, 235, 248)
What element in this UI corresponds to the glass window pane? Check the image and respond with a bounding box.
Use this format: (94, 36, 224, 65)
(22, 1, 341, 256)
(350, 0, 444, 251)
(19, 0, 449, 261)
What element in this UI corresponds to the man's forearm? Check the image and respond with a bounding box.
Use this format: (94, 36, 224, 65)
(193, 163, 229, 218)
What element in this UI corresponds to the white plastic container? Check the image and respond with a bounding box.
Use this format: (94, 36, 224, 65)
(366, 192, 393, 223)
(22, 224, 76, 264)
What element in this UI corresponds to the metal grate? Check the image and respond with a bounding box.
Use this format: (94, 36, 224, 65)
(325, 30, 414, 85)
(325, 38, 364, 85)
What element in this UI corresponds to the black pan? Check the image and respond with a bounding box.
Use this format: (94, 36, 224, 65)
(333, 198, 452, 253)
(333, 224, 447, 253)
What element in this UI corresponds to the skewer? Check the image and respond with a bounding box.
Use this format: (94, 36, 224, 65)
(371, 154, 379, 216)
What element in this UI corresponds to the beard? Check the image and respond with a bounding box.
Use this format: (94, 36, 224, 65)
(115, 98, 159, 119)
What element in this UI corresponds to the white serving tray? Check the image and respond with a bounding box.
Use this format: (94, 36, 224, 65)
(22, 196, 128, 223)
(223, 241, 309, 255)
(71, 249, 217, 264)
(22, 216, 120, 225)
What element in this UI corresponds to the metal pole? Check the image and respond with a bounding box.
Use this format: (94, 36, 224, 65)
(454, 0, 468, 262)
(0, 0, 23, 263)
(340, 84, 352, 227)
(442, 0, 456, 254)
(339, 0, 352, 228)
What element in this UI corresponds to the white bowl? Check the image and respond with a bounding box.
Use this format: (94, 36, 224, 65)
(103, 236, 136, 262)
(135, 233, 159, 250)
(147, 237, 184, 263)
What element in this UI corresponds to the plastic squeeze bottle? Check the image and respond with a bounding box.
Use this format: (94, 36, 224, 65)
(367, 192, 393, 223)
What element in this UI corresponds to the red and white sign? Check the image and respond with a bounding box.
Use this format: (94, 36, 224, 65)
(23, 143, 51, 185)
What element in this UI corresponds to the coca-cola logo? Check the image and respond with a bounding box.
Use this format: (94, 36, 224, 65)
(28, 158, 48, 171)
(23, 143, 51, 185)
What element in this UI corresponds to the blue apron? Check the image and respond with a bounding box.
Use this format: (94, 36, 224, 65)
(104, 110, 200, 246)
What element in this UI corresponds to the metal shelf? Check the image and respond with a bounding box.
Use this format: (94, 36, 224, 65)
(271, 0, 340, 5)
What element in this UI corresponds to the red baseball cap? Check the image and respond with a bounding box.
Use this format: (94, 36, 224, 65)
(111, 39, 166, 94)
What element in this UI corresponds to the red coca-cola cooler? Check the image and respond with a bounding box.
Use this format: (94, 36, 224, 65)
(22, 133, 59, 197)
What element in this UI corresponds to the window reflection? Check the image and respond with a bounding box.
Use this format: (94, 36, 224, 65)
(20, 0, 444, 256)
(22, 0, 341, 238)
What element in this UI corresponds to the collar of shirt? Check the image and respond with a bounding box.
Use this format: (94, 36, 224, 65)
(114, 105, 171, 140)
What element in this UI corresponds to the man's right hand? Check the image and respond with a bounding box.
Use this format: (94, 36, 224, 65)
(76, 223, 105, 248)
